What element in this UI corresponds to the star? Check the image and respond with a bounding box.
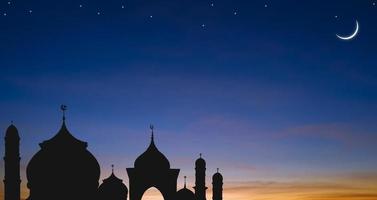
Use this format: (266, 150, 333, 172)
(29, 10, 33, 14)
(234, 11, 238, 15)
(3, 12, 7, 16)
(79, 4, 83, 8)
(264, 4, 268, 8)
(121, 5, 125, 9)
(210, 3, 214, 7)
(335, 15, 338, 18)
(373, 2, 376, 6)
(150, 15, 153, 18)
(7, 1, 11, 5)
(201, 24, 206, 28)
(97, 11, 101, 15)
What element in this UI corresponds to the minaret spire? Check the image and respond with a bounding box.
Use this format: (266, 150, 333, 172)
(195, 153, 207, 200)
(150, 124, 154, 143)
(60, 104, 67, 122)
(111, 164, 114, 174)
(212, 168, 223, 200)
(4, 123, 21, 200)
(184, 176, 187, 188)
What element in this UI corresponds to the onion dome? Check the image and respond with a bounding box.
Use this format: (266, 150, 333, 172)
(212, 168, 223, 182)
(39, 121, 87, 148)
(26, 120, 100, 186)
(98, 165, 128, 200)
(195, 153, 206, 168)
(176, 176, 195, 200)
(5, 123, 20, 140)
(26, 121, 100, 183)
(26, 107, 100, 200)
(176, 188, 195, 200)
(134, 126, 170, 170)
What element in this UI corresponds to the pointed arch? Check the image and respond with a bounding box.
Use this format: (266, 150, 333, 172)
(141, 187, 165, 200)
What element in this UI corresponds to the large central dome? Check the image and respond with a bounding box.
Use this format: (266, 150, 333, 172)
(134, 134, 170, 170)
(26, 119, 100, 200)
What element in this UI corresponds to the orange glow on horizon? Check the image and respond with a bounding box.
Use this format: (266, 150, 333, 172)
(1, 174, 376, 200)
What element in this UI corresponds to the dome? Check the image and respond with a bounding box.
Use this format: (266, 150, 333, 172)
(176, 188, 195, 200)
(134, 136, 170, 170)
(5, 124, 20, 139)
(176, 176, 195, 200)
(195, 154, 206, 168)
(99, 173, 128, 192)
(98, 169, 128, 200)
(39, 122, 87, 148)
(26, 120, 100, 200)
(213, 172, 223, 181)
(101, 173, 125, 185)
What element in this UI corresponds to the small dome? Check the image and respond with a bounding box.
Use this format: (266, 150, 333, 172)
(98, 170, 128, 200)
(5, 124, 20, 139)
(134, 137, 170, 170)
(176, 188, 195, 200)
(195, 154, 206, 168)
(212, 172, 223, 181)
(103, 173, 123, 183)
(213, 169, 223, 182)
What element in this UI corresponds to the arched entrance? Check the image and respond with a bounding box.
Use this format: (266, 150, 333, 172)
(127, 133, 180, 200)
(141, 187, 164, 200)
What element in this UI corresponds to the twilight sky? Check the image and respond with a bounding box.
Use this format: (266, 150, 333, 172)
(1, 0, 377, 200)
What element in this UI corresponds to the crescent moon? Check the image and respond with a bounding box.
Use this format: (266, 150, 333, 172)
(336, 20, 359, 40)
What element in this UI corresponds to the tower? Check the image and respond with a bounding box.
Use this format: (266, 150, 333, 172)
(194, 154, 207, 200)
(3, 123, 21, 200)
(212, 168, 223, 200)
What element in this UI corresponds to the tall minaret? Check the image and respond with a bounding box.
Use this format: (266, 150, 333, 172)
(212, 168, 223, 200)
(194, 153, 207, 200)
(3, 123, 21, 200)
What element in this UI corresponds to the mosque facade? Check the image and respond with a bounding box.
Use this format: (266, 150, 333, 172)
(3, 107, 223, 200)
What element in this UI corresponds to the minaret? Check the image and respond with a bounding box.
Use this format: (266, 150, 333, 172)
(194, 153, 207, 200)
(3, 122, 21, 200)
(212, 168, 223, 200)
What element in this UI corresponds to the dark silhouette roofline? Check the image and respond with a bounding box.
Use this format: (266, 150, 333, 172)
(39, 119, 87, 148)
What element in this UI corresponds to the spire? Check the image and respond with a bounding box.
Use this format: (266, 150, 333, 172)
(58, 104, 69, 133)
(200, 153, 202, 158)
(150, 124, 154, 143)
(111, 164, 114, 174)
(60, 104, 67, 123)
(11, 120, 13, 125)
(184, 176, 187, 188)
(217, 168, 219, 173)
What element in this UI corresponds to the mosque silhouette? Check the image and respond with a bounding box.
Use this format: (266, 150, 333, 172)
(3, 106, 224, 200)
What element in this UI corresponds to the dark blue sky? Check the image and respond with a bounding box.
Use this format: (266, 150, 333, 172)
(0, 1, 377, 199)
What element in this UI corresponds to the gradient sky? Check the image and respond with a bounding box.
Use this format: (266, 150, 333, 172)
(1, 0, 377, 200)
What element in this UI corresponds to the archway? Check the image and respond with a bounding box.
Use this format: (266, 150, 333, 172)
(141, 187, 165, 200)
(127, 136, 180, 200)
